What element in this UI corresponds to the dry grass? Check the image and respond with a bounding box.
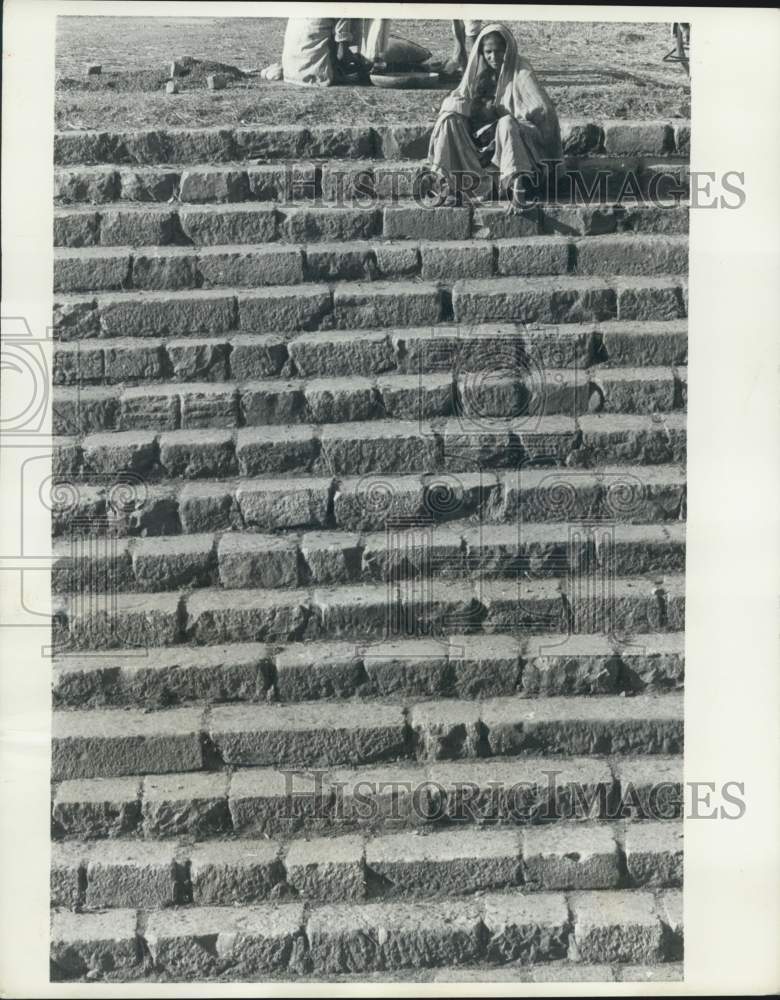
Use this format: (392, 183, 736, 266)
(55, 16, 690, 131)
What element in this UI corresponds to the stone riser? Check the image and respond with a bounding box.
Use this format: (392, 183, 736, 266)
(51, 754, 683, 841)
(53, 119, 691, 167)
(52, 522, 686, 596)
(53, 156, 690, 205)
(54, 200, 689, 248)
(51, 573, 686, 651)
(51, 692, 683, 780)
(53, 235, 689, 295)
(52, 633, 684, 709)
(51, 465, 687, 541)
(52, 280, 688, 347)
(53, 367, 687, 437)
(52, 820, 681, 912)
(52, 415, 687, 485)
(51, 887, 683, 980)
(53, 320, 688, 388)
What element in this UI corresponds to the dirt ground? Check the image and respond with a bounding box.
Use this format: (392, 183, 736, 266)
(55, 17, 690, 131)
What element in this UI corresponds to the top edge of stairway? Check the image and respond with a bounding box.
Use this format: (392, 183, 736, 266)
(54, 119, 691, 166)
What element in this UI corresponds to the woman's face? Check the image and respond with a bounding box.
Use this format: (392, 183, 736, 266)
(481, 34, 506, 72)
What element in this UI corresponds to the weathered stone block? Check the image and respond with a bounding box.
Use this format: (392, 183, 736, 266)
(332, 281, 442, 329)
(159, 429, 235, 478)
(218, 532, 299, 589)
(132, 533, 215, 589)
(189, 839, 284, 903)
(235, 426, 318, 476)
(142, 772, 231, 838)
(237, 286, 331, 333)
(178, 204, 277, 245)
(236, 477, 330, 531)
(52, 776, 142, 839)
(85, 840, 179, 908)
(285, 834, 366, 901)
(132, 249, 199, 290)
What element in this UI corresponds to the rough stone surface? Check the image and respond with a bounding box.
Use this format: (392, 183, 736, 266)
(85, 839, 179, 908)
(625, 821, 683, 886)
(522, 823, 621, 889)
(53, 776, 142, 839)
(306, 900, 483, 973)
(218, 532, 299, 589)
(144, 904, 305, 977)
(209, 702, 407, 768)
(274, 642, 365, 701)
(189, 839, 285, 904)
(332, 282, 442, 330)
(366, 828, 521, 897)
(570, 890, 665, 963)
(285, 834, 366, 901)
(185, 586, 311, 644)
(51, 909, 140, 979)
(142, 772, 232, 839)
(482, 892, 570, 964)
(236, 477, 331, 531)
(52, 708, 204, 780)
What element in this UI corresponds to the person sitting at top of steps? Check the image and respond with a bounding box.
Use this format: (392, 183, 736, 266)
(425, 23, 562, 210)
(443, 19, 483, 77)
(278, 18, 432, 86)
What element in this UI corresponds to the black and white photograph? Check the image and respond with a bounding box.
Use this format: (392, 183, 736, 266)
(1, 3, 778, 995)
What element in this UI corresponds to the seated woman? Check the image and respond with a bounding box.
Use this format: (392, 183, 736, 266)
(426, 23, 562, 207)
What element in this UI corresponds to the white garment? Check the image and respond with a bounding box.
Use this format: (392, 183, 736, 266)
(281, 17, 390, 87)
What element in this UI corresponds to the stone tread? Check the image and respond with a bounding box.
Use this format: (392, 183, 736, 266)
(53, 199, 689, 249)
(52, 631, 684, 709)
(51, 753, 683, 840)
(50, 887, 683, 979)
(53, 154, 690, 205)
(51, 573, 686, 652)
(51, 520, 687, 595)
(51, 819, 681, 910)
(50, 462, 687, 541)
(52, 118, 690, 168)
(51, 413, 687, 483)
(52, 365, 687, 437)
(51, 692, 682, 778)
(52, 319, 688, 387)
(52, 234, 689, 294)
(53, 277, 688, 346)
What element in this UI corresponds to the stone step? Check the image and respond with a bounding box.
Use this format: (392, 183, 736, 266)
(51, 464, 686, 542)
(52, 632, 684, 710)
(54, 155, 690, 205)
(49, 753, 684, 842)
(51, 692, 683, 779)
(53, 119, 690, 167)
(50, 887, 683, 979)
(51, 521, 686, 596)
(51, 754, 683, 841)
(53, 199, 689, 248)
(52, 278, 688, 345)
(51, 819, 681, 912)
(52, 234, 689, 294)
(432, 962, 684, 983)
(52, 572, 685, 651)
(53, 320, 688, 387)
(52, 415, 687, 487)
(52, 366, 687, 436)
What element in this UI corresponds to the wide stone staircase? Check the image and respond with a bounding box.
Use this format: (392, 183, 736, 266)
(50, 116, 687, 982)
